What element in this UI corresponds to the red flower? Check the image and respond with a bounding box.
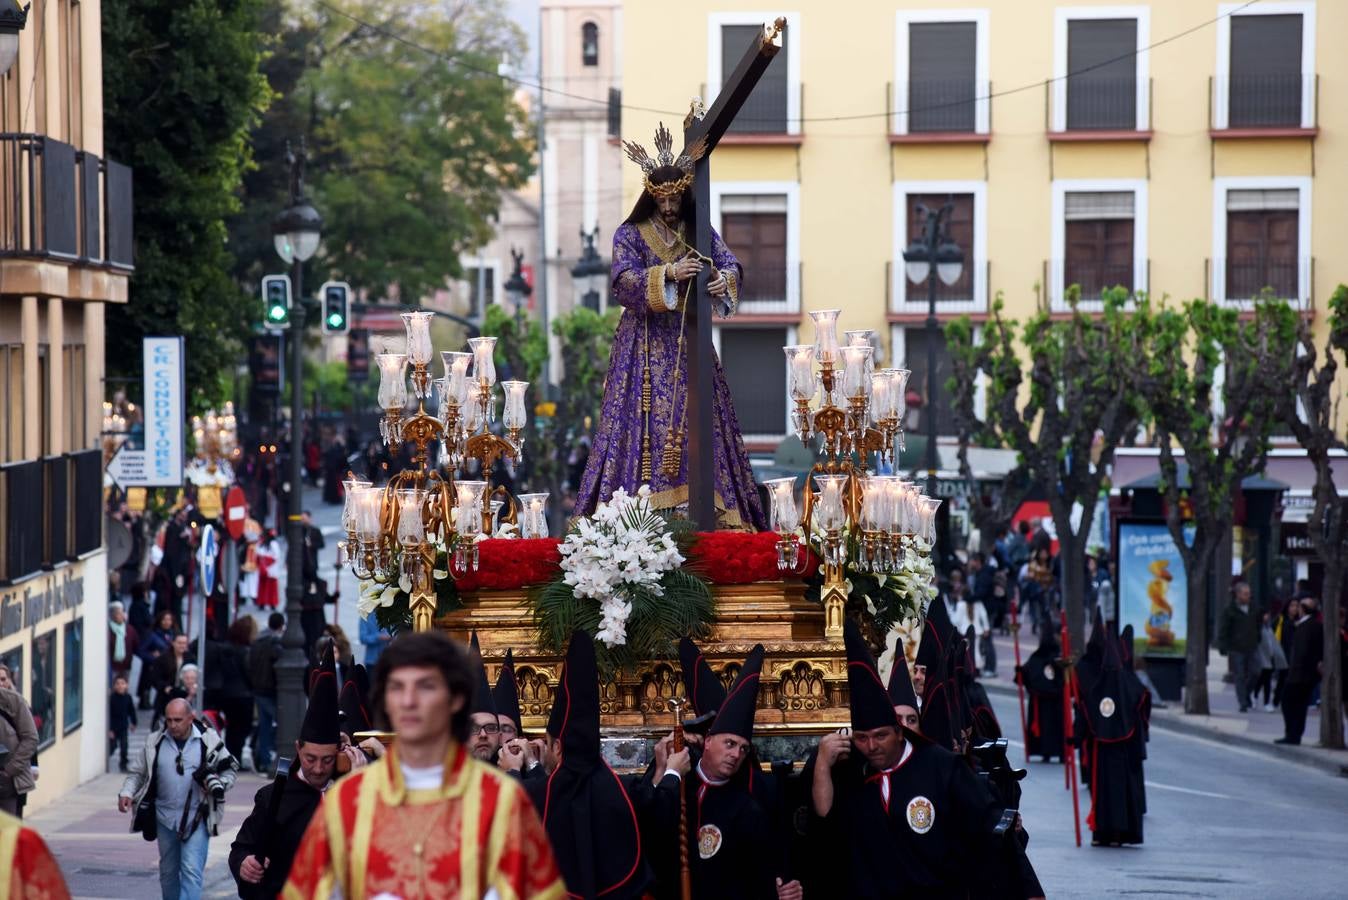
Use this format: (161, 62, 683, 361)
(452, 538, 562, 592)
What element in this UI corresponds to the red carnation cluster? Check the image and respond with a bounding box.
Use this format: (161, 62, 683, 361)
(449, 531, 816, 593)
(686, 531, 812, 585)
(452, 538, 562, 592)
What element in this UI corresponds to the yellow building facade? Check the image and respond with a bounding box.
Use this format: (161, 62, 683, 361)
(0, 0, 133, 813)
(619, 1, 1341, 452)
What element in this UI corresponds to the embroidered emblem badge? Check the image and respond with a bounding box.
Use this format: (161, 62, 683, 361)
(697, 824, 723, 859)
(1044, 664, 1056, 681)
(1099, 696, 1116, 718)
(906, 796, 935, 834)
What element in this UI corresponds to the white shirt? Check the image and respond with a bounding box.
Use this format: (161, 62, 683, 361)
(400, 762, 444, 790)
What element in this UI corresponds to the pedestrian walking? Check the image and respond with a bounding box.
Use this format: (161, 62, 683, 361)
(952, 593, 994, 676)
(254, 531, 281, 610)
(0, 663, 38, 817)
(1217, 581, 1260, 712)
(118, 698, 239, 900)
(358, 612, 391, 666)
(216, 618, 256, 764)
(299, 511, 328, 654)
(108, 601, 140, 682)
(248, 613, 284, 774)
(1277, 596, 1324, 745)
(1093, 553, 1117, 635)
(137, 610, 178, 711)
(1253, 612, 1288, 712)
(109, 674, 138, 773)
(153, 634, 191, 713)
(237, 518, 262, 608)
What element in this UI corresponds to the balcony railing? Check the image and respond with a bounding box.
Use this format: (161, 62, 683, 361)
(1048, 77, 1150, 134)
(0, 134, 134, 271)
(1209, 256, 1311, 308)
(0, 449, 102, 585)
(1211, 74, 1316, 131)
(889, 80, 990, 136)
(1045, 258, 1149, 312)
(736, 261, 801, 314)
(888, 259, 988, 315)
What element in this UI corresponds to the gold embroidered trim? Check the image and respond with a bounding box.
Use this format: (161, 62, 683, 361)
(723, 271, 738, 317)
(636, 219, 684, 264)
(645, 266, 671, 313)
(645, 485, 748, 531)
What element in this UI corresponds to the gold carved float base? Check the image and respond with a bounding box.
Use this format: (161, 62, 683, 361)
(436, 580, 851, 736)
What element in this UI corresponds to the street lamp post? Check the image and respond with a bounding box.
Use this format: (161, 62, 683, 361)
(272, 139, 323, 755)
(503, 247, 532, 334)
(570, 227, 606, 312)
(902, 201, 963, 568)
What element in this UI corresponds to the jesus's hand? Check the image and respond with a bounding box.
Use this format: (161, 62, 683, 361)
(707, 270, 728, 297)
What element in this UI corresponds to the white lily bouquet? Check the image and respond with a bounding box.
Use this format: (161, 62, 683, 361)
(557, 486, 684, 647)
(537, 485, 714, 671)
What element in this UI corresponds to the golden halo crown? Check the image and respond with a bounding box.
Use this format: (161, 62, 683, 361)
(623, 122, 707, 199)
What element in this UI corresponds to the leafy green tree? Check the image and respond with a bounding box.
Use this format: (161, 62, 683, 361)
(1286, 286, 1348, 748)
(947, 287, 1152, 649)
(102, 0, 273, 409)
(231, 0, 534, 303)
(1146, 298, 1299, 715)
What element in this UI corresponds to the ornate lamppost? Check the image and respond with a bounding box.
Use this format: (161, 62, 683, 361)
(570, 227, 606, 312)
(902, 201, 964, 567)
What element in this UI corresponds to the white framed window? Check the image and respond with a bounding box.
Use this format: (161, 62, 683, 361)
(711, 181, 801, 314)
(708, 12, 801, 136)
(1214, 2, 1316, 130)
(1211, 176, 1312, 309)
(893, 9, 990, 135)
(890, 324, 985, 439)
(891, 180, 987, 315)
(1049, 179, 1148, 311)
(713, 324, 797, 441)
(1052, 6, 1151, 133)
(459, 257, 501, 318)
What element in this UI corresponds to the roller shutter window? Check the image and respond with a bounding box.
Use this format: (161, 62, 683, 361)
(908, 22, 977, 133)
(1229, 14, 1302, 127)
(1066, 19, 1137, 130)
(723, 25, 788, 134)
(720, 328, 789, 436)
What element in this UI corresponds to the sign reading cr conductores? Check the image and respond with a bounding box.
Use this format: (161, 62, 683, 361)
(142, 337, 186, 487)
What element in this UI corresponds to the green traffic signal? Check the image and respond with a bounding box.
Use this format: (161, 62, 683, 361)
(261, 275, 291, 328)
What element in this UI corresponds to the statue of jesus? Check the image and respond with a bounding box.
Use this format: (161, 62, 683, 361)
(574, 123, 767, 531)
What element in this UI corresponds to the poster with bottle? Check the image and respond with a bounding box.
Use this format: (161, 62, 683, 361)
(1117, 521, 1188, 659)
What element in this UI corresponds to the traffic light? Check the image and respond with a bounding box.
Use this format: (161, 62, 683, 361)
(320, 281, 352, 335)
(261, 274, 291, 329)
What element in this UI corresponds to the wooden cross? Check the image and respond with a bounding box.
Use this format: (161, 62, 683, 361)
(683, 17, 786, 530)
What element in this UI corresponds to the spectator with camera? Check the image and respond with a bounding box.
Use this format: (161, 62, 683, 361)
(118, 697, 238, 900)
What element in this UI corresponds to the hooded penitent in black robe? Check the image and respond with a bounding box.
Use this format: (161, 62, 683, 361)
(918, 602, 962, 753)
(1073, 609, 1107, 785)
(1118, 624, 1148, 814)
(1075, 624, 1145, 846)
(959, 626, 1002, 741)
(1017, 630, 1065, 761)
(815, 620, 1025, 899)
(229, 648, 340, 898)
(524, 631, 653, 900)
(647, 644, 783, 900)
(493, 648, 523, 733)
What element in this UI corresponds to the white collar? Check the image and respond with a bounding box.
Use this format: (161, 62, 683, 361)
(696, 762, 729, 787)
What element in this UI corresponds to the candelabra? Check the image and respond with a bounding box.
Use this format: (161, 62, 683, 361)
(341, 310, 537, 632)
(772, 309, 940, 642)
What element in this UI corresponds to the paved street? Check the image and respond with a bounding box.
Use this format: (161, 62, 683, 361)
(996, 687, 1348, 898)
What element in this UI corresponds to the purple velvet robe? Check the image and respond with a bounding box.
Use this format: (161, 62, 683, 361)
(575, 219, 768, 531)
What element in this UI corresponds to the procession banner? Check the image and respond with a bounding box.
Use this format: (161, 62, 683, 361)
(1117, 521, 1187, 659)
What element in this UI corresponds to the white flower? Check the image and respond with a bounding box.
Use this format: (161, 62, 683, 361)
(379, 584, 401, 608)
(557, 487, 685, 648)
(433, 568, 449, 581)
(399, 573, 413, 594)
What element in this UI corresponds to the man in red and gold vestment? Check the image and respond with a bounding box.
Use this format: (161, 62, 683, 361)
(283, 631, 565, 900)
(0, 809, 72, 899)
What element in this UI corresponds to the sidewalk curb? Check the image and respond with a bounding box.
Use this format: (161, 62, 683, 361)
(980, 680, 1348, 779)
